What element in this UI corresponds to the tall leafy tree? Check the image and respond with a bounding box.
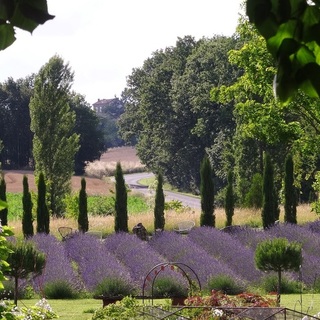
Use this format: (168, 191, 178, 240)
(154, 172, 165, 231)
(22, 175, 34, 238)
(78, 177, 89, 233)
(0, 176, 7, 226)
(0, 77, 34, 169)
(200, 156, 215, 227)
(30, 55, 79, 217)
(261, 153, 277, 229)
(114, 162, 128, 232)
(284, 154, 297, 224)
(69, 93, 106, 174)
(36, 172, 49, 234)
(225, 170, 234, 227)
(119, 36, 240, 192)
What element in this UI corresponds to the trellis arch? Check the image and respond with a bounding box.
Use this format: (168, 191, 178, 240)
(142, 262, 201, 304)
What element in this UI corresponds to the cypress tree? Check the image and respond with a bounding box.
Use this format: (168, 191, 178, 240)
(262, 152, 277, 229)
(0, 176, 8, 226)
(200, 156, 215, 227)
(78, 177, 89, 232)
(154, 172, 165, 231)
(284, 153, 297, 224)
(36, 172, 50, 234)
(225, 170, 234, 227)
(22, 175, 34, 238)
(114, 162, 128, 232)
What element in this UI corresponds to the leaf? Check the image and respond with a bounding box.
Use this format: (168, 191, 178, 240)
(11, 1, 54, 33)
(0, 199, 8, 210)
(0, 23, 16, 50)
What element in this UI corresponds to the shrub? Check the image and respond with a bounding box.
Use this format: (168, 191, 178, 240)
(91, 296, 140, 320)
(43, 280, 79, 299)
(244, 173, 263, 208)
(93, 277, 135, 298)
(206, 275, 244, 295)
(259, 275, 302, 294)
(152, 277, 188, 297)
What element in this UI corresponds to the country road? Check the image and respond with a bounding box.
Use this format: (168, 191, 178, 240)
(124, 172, 201, 209)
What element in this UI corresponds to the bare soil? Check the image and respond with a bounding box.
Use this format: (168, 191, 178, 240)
(3, 146, 140, 195)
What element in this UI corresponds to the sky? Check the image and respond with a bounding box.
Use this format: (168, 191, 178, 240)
(0, 0, 243, 105)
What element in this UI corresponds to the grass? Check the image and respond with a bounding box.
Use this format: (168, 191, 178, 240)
(18, 294, 320, 319)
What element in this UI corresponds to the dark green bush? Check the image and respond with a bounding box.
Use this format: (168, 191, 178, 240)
(152, 277, 188, 297)
(206, 275, 244, 295)
(93, 277, 135, 297)
(43, 280, 79, 299)
(244, 173, 263, 208)
(260, 275, 302, 294)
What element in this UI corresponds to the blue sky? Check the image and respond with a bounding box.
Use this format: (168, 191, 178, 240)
(0, 0, 243, 105)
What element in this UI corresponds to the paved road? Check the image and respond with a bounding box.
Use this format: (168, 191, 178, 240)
(124, 172, 201, 209)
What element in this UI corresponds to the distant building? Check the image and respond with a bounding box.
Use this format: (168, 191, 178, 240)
(92, 98, 122, 114)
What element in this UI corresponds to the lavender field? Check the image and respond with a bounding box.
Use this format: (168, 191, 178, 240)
(27, 221, 320, 296)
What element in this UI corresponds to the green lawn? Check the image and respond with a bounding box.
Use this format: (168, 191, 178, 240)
(19, 295, 320, 320)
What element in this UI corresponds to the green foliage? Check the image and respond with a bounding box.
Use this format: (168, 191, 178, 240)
(246, 0, 320, 103)
(93, 278, 135, 298)
(200, 156, 215, 227)
(164, 200, 184, 212)
(0, 176, 8, 225)
(255, 238, 302, 273)
(312, 171, 320, 214)
(206, 275, 244, 295)
(30, 55, 80, 217)
(5, 241, 46, 305)
(0, 0, 54, 50)
(262, 153, 278, 229)
(0, 226, 14, 292)
(224, 170, 234, 227)
(22, 175, 34, 238)
(244, 173, 263, 209)
(78, 178, 88, 233)
(152, 277, 188, 297)
(259, 275, 302, 294)
(119, 35, 240, 192)
(154, 173, 165, 230)
(284, 153, 297, 224)
(36, 172, 49, 234)
(114, 162, 128, 232)
(43, 280, 79, 299)
(255, 237, 302, 305)
(92, 296, 140, 320)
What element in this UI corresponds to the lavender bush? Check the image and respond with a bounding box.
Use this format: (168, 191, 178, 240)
(188, 227, 263, 283)
(103, 232, 175, 295)
(63, 233, 134, 293)
(149, 231, 244, 289)
(30, 233, 80, 294)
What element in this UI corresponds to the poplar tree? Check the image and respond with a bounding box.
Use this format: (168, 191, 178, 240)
(36, 172, 50, 234)
(78, 177, 89, 232)
(200, 156, 215, 227)
(262, 152, 278, 229)
(22, 175, 34, 238)
(114, 162, 128, 232)
(154, 172, 165, 231)
(0, 176, 7, 226)
(225, 170, 234, 227)
(284, 153, 297, 224)
(30, 55, 79, 217)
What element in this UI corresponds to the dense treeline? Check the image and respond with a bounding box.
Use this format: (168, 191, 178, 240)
(119, 18, 320, 207)
(0, 75, 106, 174)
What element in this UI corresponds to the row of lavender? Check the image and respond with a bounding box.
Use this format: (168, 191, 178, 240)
(29, 221, 320, 295)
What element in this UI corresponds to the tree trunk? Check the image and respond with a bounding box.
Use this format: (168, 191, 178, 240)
(277, 269, 281, 307)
